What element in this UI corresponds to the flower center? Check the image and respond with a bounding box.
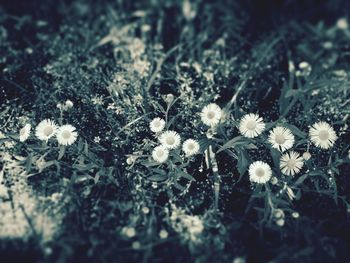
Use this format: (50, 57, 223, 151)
(20, 127, 26, 136)
(43, 126, 53, 136)
(154, 121, 161, 127)
(275, 133, 286, 144)
(255, 168, 265, 177)
(319, 130, 329, 141)
(62, 130, 71, 139)
(166, 137, 175, 145)
(246, 120, 257, 130)
(156, 150, 164, 157)
(287, 159, 296, 169)
(188, 143, 195, 150)
(207, 111, 215, 120)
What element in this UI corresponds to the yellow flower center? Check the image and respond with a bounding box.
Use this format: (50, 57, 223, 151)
(166, 137, 175, 145)
(255, 167, 265, 177)
(286, 159, 296, 169)
(246, 120, 257, 130)
(43, 126, 53, 136)
(61, 130, 71, 139)
(207, 111, 215, 120)
(187, 143, 195, 150)
(275, 133, 286, 144)
(319, 130, 329, 141)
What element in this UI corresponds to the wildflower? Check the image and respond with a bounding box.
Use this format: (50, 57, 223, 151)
(182, 139, 200, 157)
(94, 136, 101, 143)
(292, 212, 300, 219)
(19, 124, 31, 142)
(270, 176, 278, 185)
(288, 61, 295, 73)
(142, 207, 150, 214)
(35, 119, 58, 141)
(248, 161, 272, 184)
(159, 131, 181, 149)
(233, 257, 246, 263)
(275, 218, 285, 227)
(296, 61, 312, 77)
(200, 103, 222, 127)
(302, 152, 311, 161)
(123, 227, 136, 238)
(132, 241, 141, 250)
(126, 156, 137, 165)
(239, 113, 265, 138)
(150, 118, 165, 133)
(56, 125, 78, 146)
(65, 99, 73, 109)
(165, 94, 174, 104)
(159, 229, 169, 239)
(268, 126, 295, 152)
(280, 151, 304, 176)
(152, 145, 169, 163)
(273, 209, 285, 219)
(309, 121, 337, 149)
(336, 18, 348, 30)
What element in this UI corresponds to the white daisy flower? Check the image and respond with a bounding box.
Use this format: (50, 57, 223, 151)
(152, 145, 169, 163)
(268, 126, 295, 152)
(239, 113, 265, 138)
(35, 119, 58, 141)
(19, 124, 31, 142)
(56, 124, 78, 146)
(150, 118, 166, 133)
(159, 131, 181, 149)
(182, 139, 200, 157)
(200, 103, 222, 127)
(248, 161, 272, 184)
(309, 121, 337, 149)
(280, 151, 304, 176)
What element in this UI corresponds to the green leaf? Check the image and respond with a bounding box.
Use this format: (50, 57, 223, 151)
(294, 173, 308, 186)
(285, 89, 299, 98)
(58, 146, 66, 160)
(173, 182, 186, 191)
(283, 123, 306, 138)
(217, 136, 245, 153)
(148, 173, 168, 181)
(177, 170, 196, 181)
(236, 149, 251, 176)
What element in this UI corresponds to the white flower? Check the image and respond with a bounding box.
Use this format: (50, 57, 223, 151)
(65, 99, 74, 109)
(152, 145, 169, 163)
(35, 119, 58, 141)
(159, 131, 181, 149)
(337, 18, 348, 30)
(239, 113, 265, 138)
(182, 139, 200, 157)
(200, 103, 222, 127)
(280, 151, 304, 176)
(309, 121, 337, 149)
(248, 161, 272, 184)
(268, 126, 295, 152)
(302, 152, 311, 161)
(19, 124, 31, 142)
(150, 118, 165, 133)
(56, 125, 78, 146)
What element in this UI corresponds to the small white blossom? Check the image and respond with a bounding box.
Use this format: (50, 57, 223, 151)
(239, 113, 265, 138)
(248, 161, 272, 184)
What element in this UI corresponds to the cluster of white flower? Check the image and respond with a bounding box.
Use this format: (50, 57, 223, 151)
(0, 153, 66, 241)
(150, 117, 200, 163)
(170, 205, 204, 243)
(19, 119, 78, 146)
(198, 103, 338, 184)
